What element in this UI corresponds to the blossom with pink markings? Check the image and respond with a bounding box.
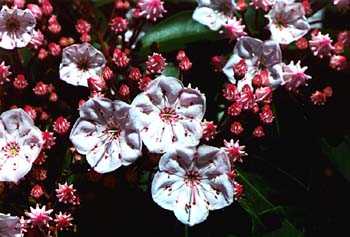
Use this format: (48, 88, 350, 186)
(56, 182, 80, 205)
(70, 97, 142, 173)
(266, 0, 310, 45)
(54, 212, 73, 231)
(151, 145, 234, 226)
(223, 36, 283, 92)
(282, 61, 311, 91)
(223, 139, 247, 164)
(0, 6, 36, 50)
(25, 204, 53, 227)
(131, 76, 206, 153)
(0, 109, 43, 183)
(59, 43, 106, 87)
(309, 32, 335, 58)
(138, 0, 167, 22)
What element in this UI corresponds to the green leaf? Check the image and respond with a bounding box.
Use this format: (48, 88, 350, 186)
(162, 63, 180, 78)
(321, 136, 350, 182)
(138, 11, 219, 56)
(238, 170, 303, 236)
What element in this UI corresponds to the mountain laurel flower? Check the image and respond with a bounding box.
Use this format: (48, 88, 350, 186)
(53, 116, 70, 135)
(33, 81, 49, 96)
(0, 6, 36, 50)
(223, 36, 283, 92)
(151, 145, 234, 226)
(310, 90, 327, 105)
(138, 0, 167, 22)
(131, 76, 206, 153)
(250, 0, 275, 11)
(27, 4, 42, 20)
(30, 30, 44, 49)
(25, 204, 53, 227)
(109, 16, 128, 33)
(282, 61, 312, 91)
(113, 48, 130, 68)
(30, 184, 44, 199)
(329, 55, 348, 71)
(0, 213, 21, 237)
(146, 53, 167, 74)
(41, 0, 53, 16)
(266, 0, 310, 45)
(48, 15, 61, 34)
(259, 104, 274, 124)
(201, 120, 217, 141)
(60, 43, 106, 87)
(309, 32, 335, 58)
(54, 212, 73, 231)
(223, 139, 247, 163)
(0, 61, 11, 85)
(56, 183, 80, 205)
(192, 0, 236, 31)
(230, 121, 244, 135)
(253, 125, 265, 138)
(70, 98, 142, 173)
(0, 109, 43, 183)
(75, 19, 91, 35)
(222, 17, 247, 41)
(13, 74, 28, 89)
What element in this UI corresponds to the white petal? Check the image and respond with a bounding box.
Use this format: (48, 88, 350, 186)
(192, 7, 224, 31)
(86, 141, 122, 173)
(0, 156, 32, 182)
(0, 109, 34, 136)
(173, 185, 209, 226)
(69, 119, 100, 155)
(176, 88, 206, 121)
(151, 171, 185, 210)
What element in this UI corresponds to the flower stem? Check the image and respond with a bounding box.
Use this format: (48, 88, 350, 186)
(185, 225, 189, 237)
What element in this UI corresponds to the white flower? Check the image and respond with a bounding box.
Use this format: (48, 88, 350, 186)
(131, 76, 206, 154)
(266, 0, 310, 45)
(282, 60, 311, 91)
(0, 6, 36, 50)
(70, 97, 142, 173)
(0, 109, 43, 183)
(59, 43, 106, 87)
(0, 213, 21, 237)
(192, 0, 236, 31)
(223, 36, 283, 91)
(151, 145, 234, 226)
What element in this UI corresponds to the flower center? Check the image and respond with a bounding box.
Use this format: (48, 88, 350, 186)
(77, 57, 91, 71)
(159, 107, 179, 123)
(5, 17, 20, 32)
(185, 170, 201, 185)
(275, 14, 288, 29)
(2, 141, 21, 158)
(106, 120, 121, 139)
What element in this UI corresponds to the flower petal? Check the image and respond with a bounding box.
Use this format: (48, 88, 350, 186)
(151, 171, 185, 210)
(192, 6, 224, 31)
(176, 88, 206, 121)
(173, 185, 209, 226)
(0, 156, 32, 183)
